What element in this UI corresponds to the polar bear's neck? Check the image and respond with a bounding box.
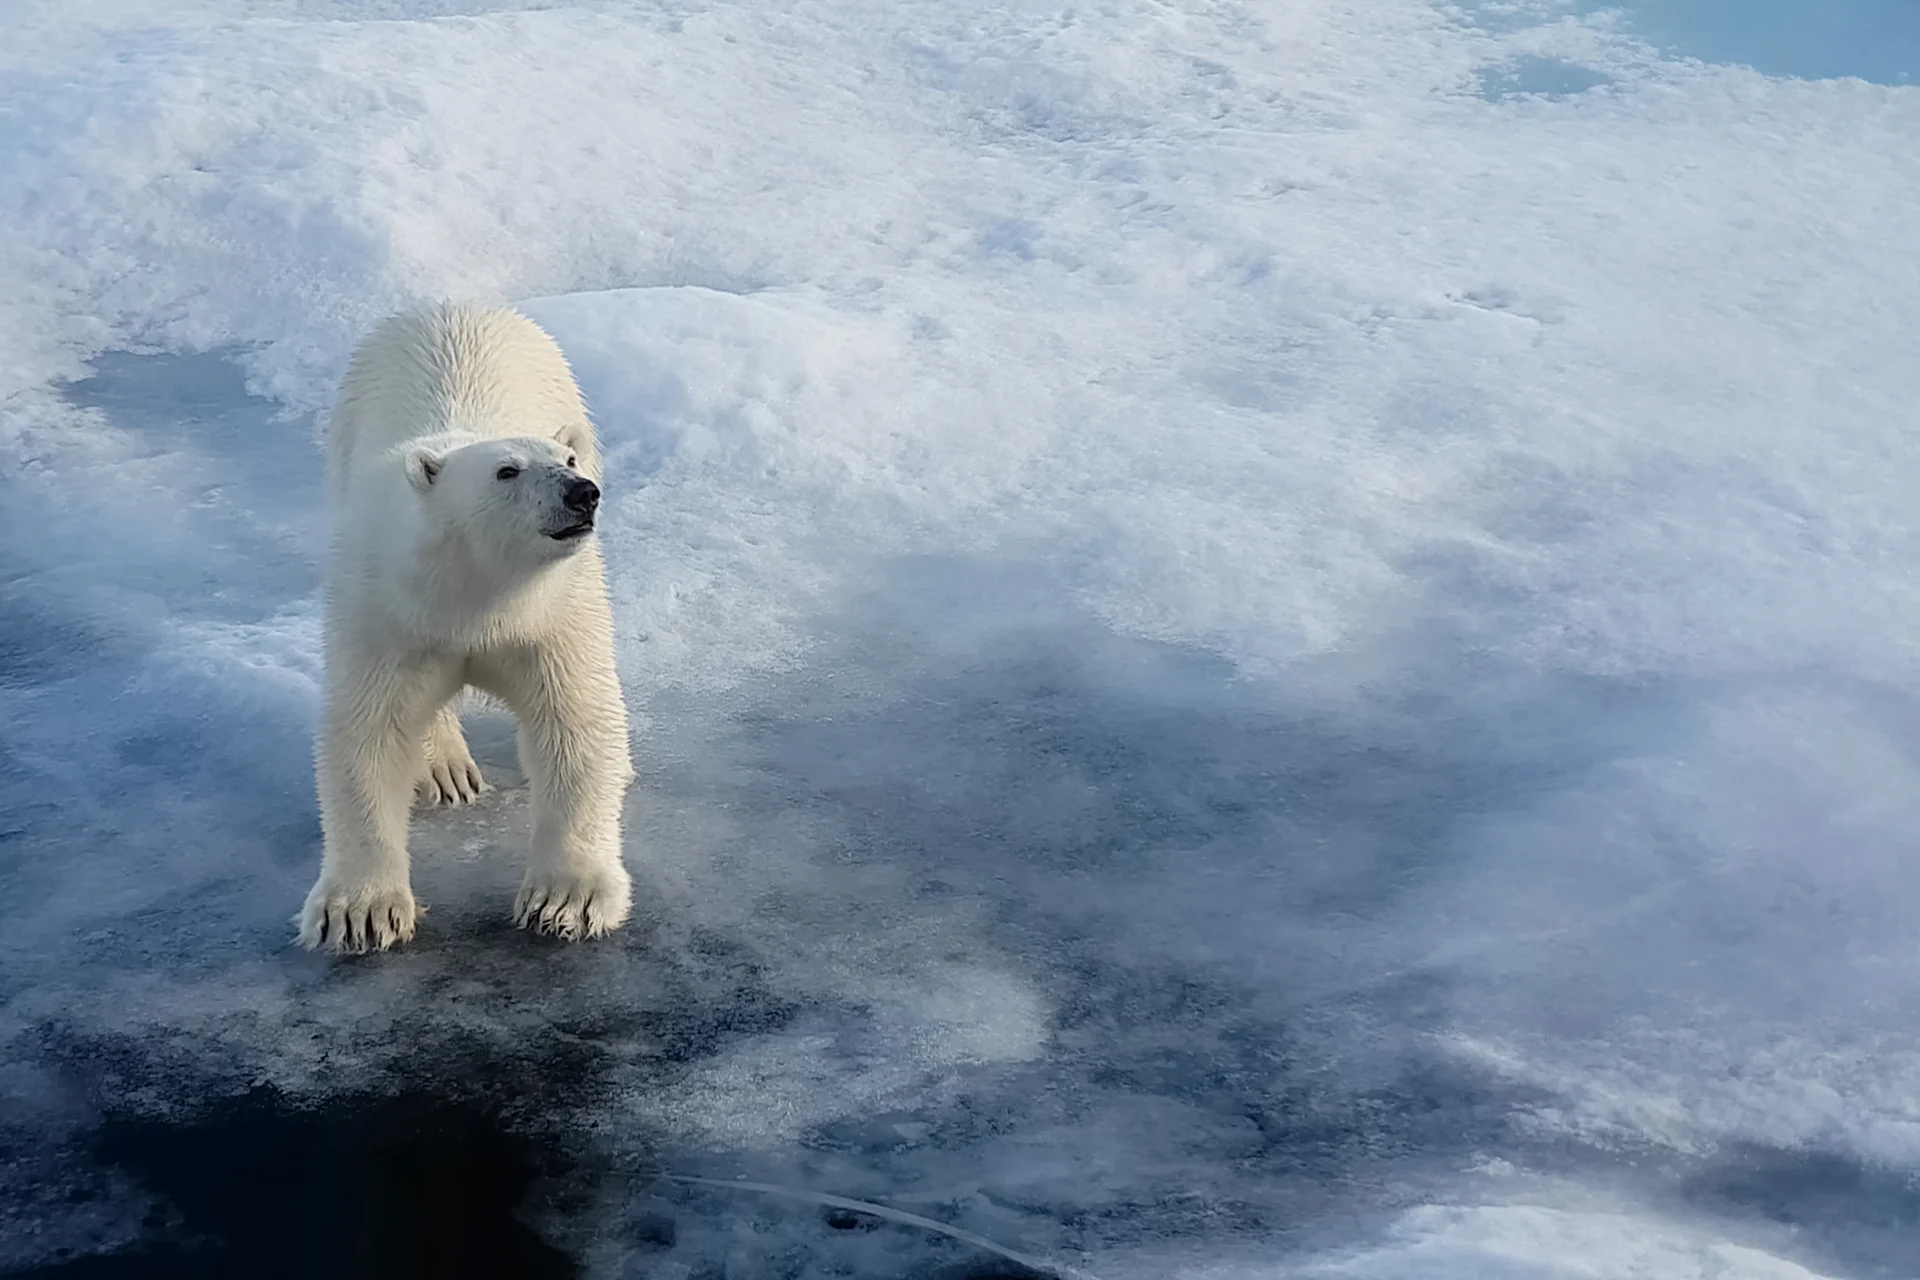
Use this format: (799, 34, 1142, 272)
(337, 523, 593, 651)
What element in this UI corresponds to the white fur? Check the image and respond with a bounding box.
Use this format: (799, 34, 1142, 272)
(299, 302, 636, 954)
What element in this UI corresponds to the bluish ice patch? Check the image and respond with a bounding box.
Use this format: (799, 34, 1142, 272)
(1457, 0, 1920, 83)
(1610, 0, 1918, 83)
(55, 348, 323, 621)
(4, 558, 1915, 1275)
(1478, 55, 1613, 100)
(0, 349, 325, 1004)
(1684, 1143, 1920, 1279)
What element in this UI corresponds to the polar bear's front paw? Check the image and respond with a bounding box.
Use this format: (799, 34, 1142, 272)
(297, 879, 421, 954)
(513, 861, 631, 941)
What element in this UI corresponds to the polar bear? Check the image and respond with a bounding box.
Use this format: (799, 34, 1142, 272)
(298, 302, 634, 954)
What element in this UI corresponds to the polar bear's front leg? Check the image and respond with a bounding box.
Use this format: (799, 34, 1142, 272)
(479, 643, 633, 941)
(300, 654, 454, 954)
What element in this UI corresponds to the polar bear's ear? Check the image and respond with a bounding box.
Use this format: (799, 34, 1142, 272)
(403, 445, 445, 492)
(555, 420, 600, 478)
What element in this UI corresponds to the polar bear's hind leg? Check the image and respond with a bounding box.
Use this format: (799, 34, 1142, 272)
(419, 700, 486, 807)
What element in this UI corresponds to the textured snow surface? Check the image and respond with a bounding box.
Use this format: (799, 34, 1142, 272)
(2, 1, 1918, 1276)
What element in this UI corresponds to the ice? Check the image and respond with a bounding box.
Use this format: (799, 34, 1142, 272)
(1279, 1204, 1843, 1279)
(3, 0, 1920, 1276)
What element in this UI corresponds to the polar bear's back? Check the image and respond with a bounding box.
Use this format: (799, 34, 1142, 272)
(327, 302, 594, 490)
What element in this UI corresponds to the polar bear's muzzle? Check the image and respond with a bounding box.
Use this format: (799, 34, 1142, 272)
(548, 476, 600, 541)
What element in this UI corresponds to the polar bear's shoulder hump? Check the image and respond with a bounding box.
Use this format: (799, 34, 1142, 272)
(327, 302, 593, 487)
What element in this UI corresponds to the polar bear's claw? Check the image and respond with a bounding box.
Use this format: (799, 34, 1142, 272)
(297, 883, 421, 954)
(420, 756, 486, 807)
(419, 716, 486, 808)
(513, 864, 631, 941)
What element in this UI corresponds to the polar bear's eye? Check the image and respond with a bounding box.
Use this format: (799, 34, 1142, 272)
(496, 465, 520, 481)
(566, 454, 577, 469)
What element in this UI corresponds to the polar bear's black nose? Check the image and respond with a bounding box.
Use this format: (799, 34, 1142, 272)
(563, 477, 600, 515)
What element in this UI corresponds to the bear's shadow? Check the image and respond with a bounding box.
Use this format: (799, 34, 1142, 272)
(5, 1086, 579, 1280)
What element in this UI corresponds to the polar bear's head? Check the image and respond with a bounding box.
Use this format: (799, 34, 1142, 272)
(402, 434, 601, 571)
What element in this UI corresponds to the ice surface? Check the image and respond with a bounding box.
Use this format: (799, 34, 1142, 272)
(2, 1, 1919, 1276)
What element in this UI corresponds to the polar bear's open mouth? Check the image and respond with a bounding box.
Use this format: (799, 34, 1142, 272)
(549, 520, 595, 541)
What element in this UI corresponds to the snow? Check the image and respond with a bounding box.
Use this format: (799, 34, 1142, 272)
(2, 1, 1919, 1276)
